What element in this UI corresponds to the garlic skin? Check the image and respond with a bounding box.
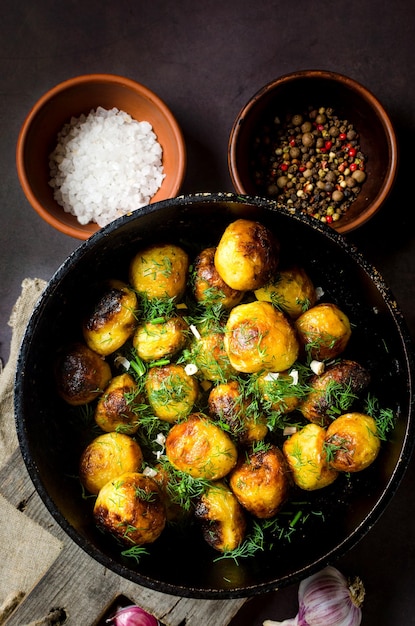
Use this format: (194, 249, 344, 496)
(106, 604, 160, 626)
(263, 566, 364, 626)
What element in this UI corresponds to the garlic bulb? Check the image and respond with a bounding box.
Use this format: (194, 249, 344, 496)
(106, 604, 160, 626)
(263, 565, 365, 626)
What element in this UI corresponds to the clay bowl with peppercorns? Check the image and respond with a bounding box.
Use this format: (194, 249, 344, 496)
(228, 70, 398, 234)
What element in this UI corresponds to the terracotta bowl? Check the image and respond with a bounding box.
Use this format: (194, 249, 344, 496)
(16, 74, 186, 240)
(15, 193, 415, 599)
(228, 70, 398, 234)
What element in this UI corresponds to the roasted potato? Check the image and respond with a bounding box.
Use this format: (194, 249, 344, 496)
(195, 481, 247, 552)
(151, 463, 190, 522)
(79, 432, 143, 495)
(132, 315, 188, 362)
(283, 423, 338, 491)
(165, 412, 238, 480)
(192, 246, 245, 309)
(82, 279, 137, 356)
(295, 302, 351, 360)
(55, 342, 112, 405)
(94, 373, 140, 434)
(190, 328, 235, 383)
(93, 472, 166, 546)
(255, 266, 317, 319)
(229, 445, 290, 518)
(145, 364, 199, 423)
(299, 359, 370, 426)
(224, 301, 299, 373)
(255, 370, 305, 415)
(208, 380, 268, 444)
(129, 243, 189, 300)
(325, 412, 380, 472)
(214, 219, 279, 291)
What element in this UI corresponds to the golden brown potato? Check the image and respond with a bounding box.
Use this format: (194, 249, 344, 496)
(132, 315, 188, 362)
(299, 359, 370, 426)
(195, 481, 247, 552)
(325, 412, 380, 473)
(94, 373, 140, 434)
(93, 472, 166, 546)
(229, 445, 290, 518)
(79, 432, 143, 495)
(256, 370, 304, 415)
(208, 380, 268, 444)
(165, 413, 238, 480)
(129, 243, 189, 300)
(190, 328, 235, 383)
(192, 246, 245, 309)
(255, 266, 317, 319)
(82, 280, 137, 356)
(283, 423, 338, 491)
(145, 364, 199, 423)
(214, 219, 279, 291)
(224, 301, 299, 373)
(295, 302, 351, 360)
(55, 342, 112, 406)
(152, 463, 190, 523)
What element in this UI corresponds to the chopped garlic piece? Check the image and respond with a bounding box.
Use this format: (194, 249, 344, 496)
(283, 426, 297, 436)
(289, 369, 299, 385)
(310, 360, 325, 375)
(315, 286, 324, 300)
(113, 355, 130, 371)
(185, 363, 198, 376)
(155, 433, 166, 446)
(264, 372, 280, 382)
(190, 324, 201, 340)
(143, 466, 158, 478)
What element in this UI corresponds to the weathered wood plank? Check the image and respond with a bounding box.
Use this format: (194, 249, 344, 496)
(0, 449, 246, 626)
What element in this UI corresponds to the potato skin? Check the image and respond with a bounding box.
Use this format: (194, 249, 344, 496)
(95, 373, 140, 434)
(214, 219, 279, 291)
(224, 301, 299, 373)
(55, 342, 112, 406)
(165, 413, 238, 479)
(82, 279, 137, 356)
(299, 359, 370, 426)
(195, 481, 247, 552)
(190, 329, 236, 383)
(325, 412, 380, 472)
(94, 472, 166, 546)
(129, 243, 189, 300)
(145, 364, 199, 423)
(192, 247, 245, 309)
(295, 302, 351, 360)
(208, 380, 268, 444)
(79, 432, 143, 495)
(255, 266, 316, 319)
(283, 423, 338, 491)
(133, 316, 188, 362)
(256, 370, 304, 415)
(229, 445, 290, 518)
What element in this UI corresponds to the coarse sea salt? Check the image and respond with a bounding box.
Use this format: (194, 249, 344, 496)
(48, 107, 165, 227)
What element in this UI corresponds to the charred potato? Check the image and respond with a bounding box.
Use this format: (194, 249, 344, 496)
(299, 359, 370, 426)
(255, 266, 317, 319)
(133, 315, 188, 362)
(93, 472, 166, 546)
(214, 219, 279, 291)
(82, 279, 137, 356)
(165, 413, 238, 479)
(129, 243, 189, 300)
(283, 423, 338, 491)
(190, 328, 235, 383)
(295, 302, 351, 360)
(256, 370, 305, 415)
(325, 412, 380, 472)
(229, 445, 290, 518)
(145, 364, 199, 423)
(195, 481, 247, 552)
(224, 301, 299, 373)
(55, 342, 112, 406)
(79, 432, 143, 495)
(192, 247, 245, 309)
(208, 380, 268, 444)
(94, 373, 140, 434)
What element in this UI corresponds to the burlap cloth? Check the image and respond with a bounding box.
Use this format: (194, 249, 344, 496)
(0, 279, 63, 624)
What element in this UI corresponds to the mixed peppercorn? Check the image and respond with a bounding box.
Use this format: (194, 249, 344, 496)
(251, 106, 367, 224)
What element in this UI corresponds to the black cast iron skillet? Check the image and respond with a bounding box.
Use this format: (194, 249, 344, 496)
(15, 193, 415, 599)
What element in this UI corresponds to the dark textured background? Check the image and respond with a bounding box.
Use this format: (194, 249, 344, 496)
(1, 2, 415, 623)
